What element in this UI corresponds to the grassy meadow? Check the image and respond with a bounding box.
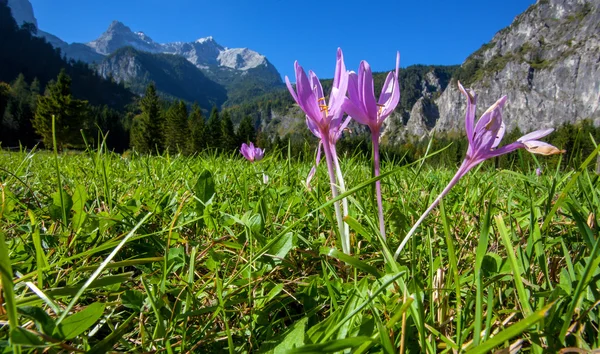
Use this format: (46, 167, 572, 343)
(1, 144, 599, 353)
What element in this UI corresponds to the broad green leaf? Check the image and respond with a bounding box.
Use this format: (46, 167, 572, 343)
(53, 302, 106, 340)
(194, 169, 215, 213)
(70, 184, 88, 231)
(10, 327, 45, 347)
(122, 290, 145, 311)
(271, 317, 307, 354)
(266, 232, 296, 264)
(18, 306, 55, 335)
(49, 190, 73, 222)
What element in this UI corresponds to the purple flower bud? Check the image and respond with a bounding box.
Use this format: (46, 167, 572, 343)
(240, 142, 264, 162)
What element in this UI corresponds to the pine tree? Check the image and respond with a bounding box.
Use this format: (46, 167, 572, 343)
(33, 70, 88, 149)
(3, 74, 38, 146)
(256, 130, 271, 151)
(236, 115, 256, 144)
(221, 110, 237, 151)
(165, 100, 188, 153)
(188, 102, 206, 154)
(0, 82, 9, 138)
(206, 106, 221, 149)
(130, 82, 164, 154)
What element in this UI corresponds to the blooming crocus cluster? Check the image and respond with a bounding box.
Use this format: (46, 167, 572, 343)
(286, 48, 351, 254)
(393, 81, 564, 259)
(344, 52, 400, 240)
(240, 142, 265, 162)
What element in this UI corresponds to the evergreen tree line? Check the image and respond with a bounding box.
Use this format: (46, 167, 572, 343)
(0, 0, 133, 110)
(129, 83, 257, 154)
(0, 73, 259, 154)
(1, 68, 596, 169)
(0, 70, 130, 151)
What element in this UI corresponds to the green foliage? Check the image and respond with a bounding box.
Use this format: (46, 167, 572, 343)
(88, 105, 130, 151)
(165, 100, 188, 153)
(130, 83, 164, 154)
(206, 106, 221, 149)
(2, 74, 39, 146)
(237, 115, 256, 144)
(1, 145, 599, 352)
(0, 81, 10, 139)
(187, 102, 207, 154)
(220, 110, 237, 151)
(0, 1, 133, 110)
(33, 70, 88, 149)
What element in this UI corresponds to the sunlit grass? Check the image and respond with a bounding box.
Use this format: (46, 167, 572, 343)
(0, 145, 599, 353)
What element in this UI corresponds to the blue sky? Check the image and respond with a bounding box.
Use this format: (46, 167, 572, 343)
(29, 0, 535, 81)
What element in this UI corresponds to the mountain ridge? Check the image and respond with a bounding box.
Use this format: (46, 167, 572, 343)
(5, 0, 284, 106)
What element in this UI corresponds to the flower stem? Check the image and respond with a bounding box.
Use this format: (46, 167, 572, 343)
(322, 139, 350, 254)
(331, 145, 350, 250)
(371, 131, 386, 240)
(393, 161, 472, 260)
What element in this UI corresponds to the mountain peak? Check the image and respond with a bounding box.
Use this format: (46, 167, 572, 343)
(195, 36, 216, 44)
(86, 20, 161, 55)
(7, 0, 38, 27)
(107, 20, 132, 33)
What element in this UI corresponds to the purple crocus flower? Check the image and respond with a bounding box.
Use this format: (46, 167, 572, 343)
(393, 82, 564, 259)
(344, 52, 400, 240)
(536, 167, 543, 176)
(285, 48, 351, 254)
(240, 142, 264, 162)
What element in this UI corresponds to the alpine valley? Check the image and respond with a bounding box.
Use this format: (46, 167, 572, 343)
(6, 0, 283, 108)
(3, 0, 599, 146)
(225, 0, 600, 146)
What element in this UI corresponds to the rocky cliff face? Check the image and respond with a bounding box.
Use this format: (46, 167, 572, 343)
(6, 0, 35, 27)
(97, 47, 228, 108)
(86, 21, 282, 86)
(383, 0, 600, 144)
(87, 21, 163, 55)
(6, 0, 105, 63)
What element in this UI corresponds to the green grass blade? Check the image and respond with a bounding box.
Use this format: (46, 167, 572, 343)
(465, 303, 553, 354)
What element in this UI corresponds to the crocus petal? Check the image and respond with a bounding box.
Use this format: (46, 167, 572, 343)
(347, 71, 360, 102)
(522, 140, 565, 155)
(306, 116, 321, 139)
(332, 48, 344, 90)
(329, 49, 348, 115)
(254, 146, 265, 161)
(492, 121, 506, 149)
(343, 97, 370, 126)
(240, 143, 250, 161)
(394, 51, 400, 79)
(359, 61, 378, 119)
(309, 70, 325, 105)
(295, 62, 322, 122)
(378, 72, 400, 122)
(458, 81, 477, 142)
(489, 141, 524, 157)
(285, 75, 299, 104)
(472, 95, 507, 140)
(517, 128, 554, 143)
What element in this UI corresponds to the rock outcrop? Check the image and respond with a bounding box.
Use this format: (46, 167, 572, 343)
(383, 0, 600, 144)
